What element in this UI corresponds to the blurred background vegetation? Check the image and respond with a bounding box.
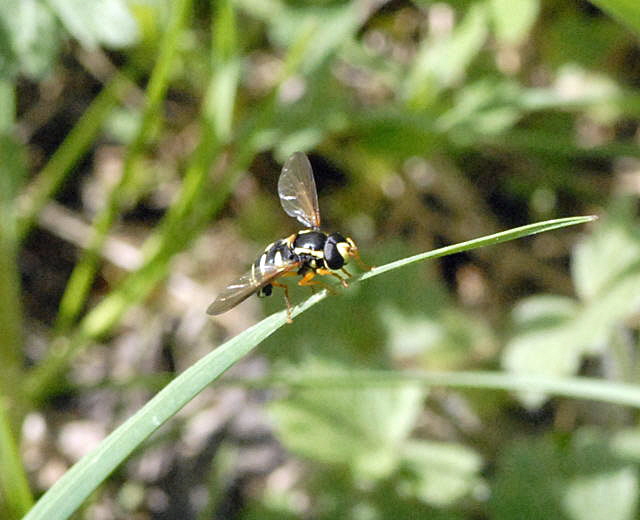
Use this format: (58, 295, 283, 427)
(3, 0, 640, 518)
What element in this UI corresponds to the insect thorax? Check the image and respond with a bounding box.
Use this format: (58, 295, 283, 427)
(292, 229, 351, 271)
(293, 230, 335, 271)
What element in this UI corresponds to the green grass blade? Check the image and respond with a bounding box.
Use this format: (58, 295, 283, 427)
(16, 70, 133, 242)
(588, 0, 640, 37)
(53, 0, 194, 334)
(263, 370, 640, 409)
(0, 402, 33, 518)
(25, 152, 254, 403)
(22, 292, 323, 520)
(0, 81, 33, 518)
(24, 215, 594, 518)
(26, 22, 318, 402)
(360, 216, 597, 281)
(0, 138, 25, 381)
(482, 129, 640, 158)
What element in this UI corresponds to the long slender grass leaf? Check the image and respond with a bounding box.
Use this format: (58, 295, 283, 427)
(23, 215, 594, 519)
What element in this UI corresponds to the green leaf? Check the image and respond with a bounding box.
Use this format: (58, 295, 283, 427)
(503, 212, 640, 407)
(24, 216, 594, 519)
(510, 295, 579, 328)
(403, 2, 489, 108)
(381, 298, 496, 369)
(267, 369, 640, 409)
(491, 0, 540, 44)
(0, 130, 27, 369)
(587, 0, 640, 37)
(572, 204, 640, 300)
(563, 467, 637, 520)
(269, 360, 425, 479)
(436, 78, 523, 136)
(204, 59, 241, 143)
(491, 437, 565, 519)
(360, 216, 597, 280)
(0, 403, 33, 517)
(502, 295, 581, 407)
(51, 0, 189, 334)
(206, 0, 240, 143)
(353, 109, 442, 159)
(21, 298, 317, 520)
(46, 0, 138, 49)
(399, 440, 483, 507)
(0, 94, 32, 518)
(491, 431, 639, 520)
(611, 429, 640, 463)
(26, 367, 640, 519)
(17, 70, 134, 240)
(0, 0, 60, 79)
(236, 0, 363, 72)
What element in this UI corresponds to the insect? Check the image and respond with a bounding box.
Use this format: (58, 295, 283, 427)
(207, 151, 368, 322)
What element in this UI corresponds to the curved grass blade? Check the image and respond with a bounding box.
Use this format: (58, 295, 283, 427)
(53, 0, 194, 335)
(587, 0, 640, 37)
(263, 369, 640, 409)
(23, 215, 595, 520)
(16, 70, 134, 242)
(22, 291, 325, 520)
(360, 215, 596, 280)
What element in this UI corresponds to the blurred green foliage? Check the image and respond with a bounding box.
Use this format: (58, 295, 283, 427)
(2, 0, 640, 519)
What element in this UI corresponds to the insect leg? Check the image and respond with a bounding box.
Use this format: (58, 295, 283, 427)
(352, 251, 372, 272)
(298, 271, 338, 294)
(315, 268, 349, 288)
(272, 281, 293, 323)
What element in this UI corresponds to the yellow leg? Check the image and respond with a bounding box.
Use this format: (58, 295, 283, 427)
(298, 271, 338, 294)
(315, 268, 349, 288)
(353, 251, 372, 271)
(272, 281, 293, 323)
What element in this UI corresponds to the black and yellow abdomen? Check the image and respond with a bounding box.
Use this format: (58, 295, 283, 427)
(253, 238, 299, 297)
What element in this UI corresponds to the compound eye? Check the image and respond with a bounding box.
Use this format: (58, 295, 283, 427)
(324, 238, 345, 270)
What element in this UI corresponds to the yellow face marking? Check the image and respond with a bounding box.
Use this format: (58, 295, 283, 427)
(274, 250, 283, 266)
(259, 253, 267, 270)
(337, 242, 350, 263)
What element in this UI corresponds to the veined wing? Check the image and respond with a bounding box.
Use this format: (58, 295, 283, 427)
(206, 260, 301, 315)
(278, 152, 321, 229)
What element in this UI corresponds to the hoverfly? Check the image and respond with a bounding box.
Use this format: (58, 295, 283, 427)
(207, 152, 368, 322)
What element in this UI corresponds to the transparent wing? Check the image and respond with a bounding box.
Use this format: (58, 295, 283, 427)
(206, 260, 300, 315)
(278, 152, 321, 229)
